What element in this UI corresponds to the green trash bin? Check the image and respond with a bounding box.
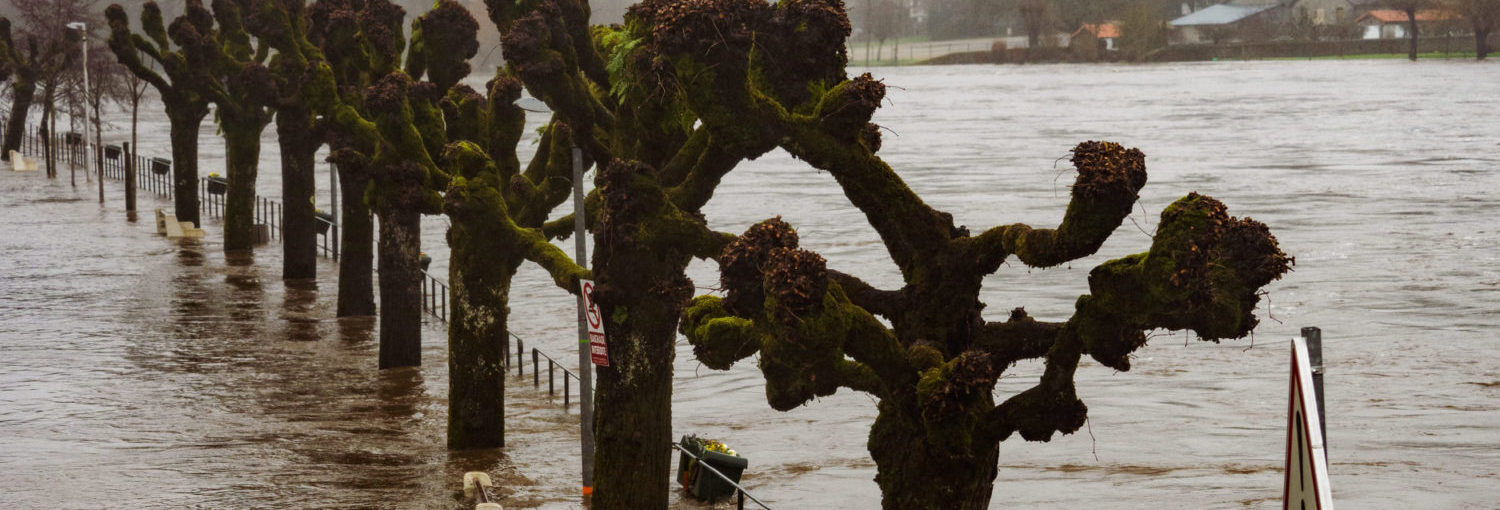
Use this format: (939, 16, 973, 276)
(677, 435, 748, 502)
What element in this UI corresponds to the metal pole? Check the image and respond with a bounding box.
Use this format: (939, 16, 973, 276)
(1301, 326, 1326, 455)
(73, 24, 97, 203)
(572, 146, 594, 496)
(330, 162, 339, 260)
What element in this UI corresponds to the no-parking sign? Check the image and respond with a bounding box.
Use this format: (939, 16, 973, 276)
(581, 279, 608, 366)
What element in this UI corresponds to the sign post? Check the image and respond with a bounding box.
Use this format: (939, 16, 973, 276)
(1285, 335, 1334, 509)
(572, 147, 595, 498)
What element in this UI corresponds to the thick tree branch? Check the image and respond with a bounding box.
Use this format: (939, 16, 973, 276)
(970, 141, 1147, 272)
(827, 269, 901, 318)
(972, 308, 1064, 365)
(781, 101, 956, 272)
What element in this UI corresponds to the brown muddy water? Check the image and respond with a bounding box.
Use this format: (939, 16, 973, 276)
(3, 60, 1499, 509)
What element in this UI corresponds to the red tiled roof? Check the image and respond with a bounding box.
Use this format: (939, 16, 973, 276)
(1073, 23, 1121, 39)
(1356, 9, 1456, 23)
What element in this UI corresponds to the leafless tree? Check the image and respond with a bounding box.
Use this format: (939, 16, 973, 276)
(1451, 0, 1498, 58)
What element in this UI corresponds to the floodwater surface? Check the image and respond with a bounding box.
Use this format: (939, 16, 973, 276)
(2, 60, 1499, 509)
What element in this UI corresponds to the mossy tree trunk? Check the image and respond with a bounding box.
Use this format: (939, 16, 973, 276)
(164, 0, 272, 253)
(446, 238, 519, 448)
(221, 117, 266, 252)
(104, 2, 211, 227)
(166, 108, 206, 227)
(335, 160, 376, 316)
(277, 108, 320, 280)
(589, 161, 701, 509)
(868, 397, 1000, 510)
(376, 206, 422, 368)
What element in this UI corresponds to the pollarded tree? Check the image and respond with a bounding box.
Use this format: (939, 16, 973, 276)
(670, 2, 1294, 510)
(1, 16, 71, 167)
(307, 0, 587, 447)
(241, 0, 338, 280)
(306, 0, 380, 316)
(105, 1, 212, 227)
(316, 0, 475, 368)
(173, 0, 274, 252)
(488, 0, 861, 504)
(438, 78, 591, 448)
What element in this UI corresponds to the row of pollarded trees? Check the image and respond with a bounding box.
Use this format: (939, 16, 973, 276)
(0, 2, 156, 214)
(19, 0, 1293, 509)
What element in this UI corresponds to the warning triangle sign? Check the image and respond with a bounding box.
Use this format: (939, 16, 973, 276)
(1284, 337, 1333, 509)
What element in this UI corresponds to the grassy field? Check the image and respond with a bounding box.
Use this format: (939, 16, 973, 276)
(1265, 51, 1482, 60)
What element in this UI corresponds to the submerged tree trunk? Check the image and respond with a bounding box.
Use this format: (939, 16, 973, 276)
(868, 398, 999, 510)
(277, 111, 319, 280)
(589, 161, 699, 509)
(446, 238, 520, 449)
(2, 81, 36, 161)
(336, 163, 376, 316)
(377, 207, 422, 368)
(222, 120, 264, 252)
(167, 111, 203, 227)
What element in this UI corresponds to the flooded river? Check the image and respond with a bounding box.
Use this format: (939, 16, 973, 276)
(3, 60, 1499, 508)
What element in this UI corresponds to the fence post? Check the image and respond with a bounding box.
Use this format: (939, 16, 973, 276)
(549, 361, 555, 396)
(533, 350, 539, 388)
(517, 338, 525, 377)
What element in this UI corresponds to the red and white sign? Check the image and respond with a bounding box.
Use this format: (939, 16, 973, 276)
(582, 279, 608, 366)
(1285, 336, 1333, 509)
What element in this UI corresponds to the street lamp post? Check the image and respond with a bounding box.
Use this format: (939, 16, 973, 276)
(67, 21, 97, 203)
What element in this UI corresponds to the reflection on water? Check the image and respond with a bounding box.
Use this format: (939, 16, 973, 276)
(3, 60, 1499, 509)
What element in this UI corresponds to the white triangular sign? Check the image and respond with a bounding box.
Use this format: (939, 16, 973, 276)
(1285, 337, 1333, 509)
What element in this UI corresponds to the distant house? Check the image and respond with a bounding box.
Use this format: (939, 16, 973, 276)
(1289, 0, 1360, 27)
(1169, 3, 1281, 43)
(1071, 22, 1121, 51)
(1354, 9, 1458, 39)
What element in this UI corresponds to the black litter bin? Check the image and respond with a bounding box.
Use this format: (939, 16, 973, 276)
(315, 211, 335, 235)
(677, 435, 748, 502)
(151, 157, 171, 175)
(105, 145, 121, 159)
(206, 175, 228, 195)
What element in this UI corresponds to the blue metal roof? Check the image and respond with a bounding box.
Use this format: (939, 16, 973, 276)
(1169, 4, 1276, 26)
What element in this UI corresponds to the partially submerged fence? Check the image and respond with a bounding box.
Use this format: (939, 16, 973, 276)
(7, 124, 341, 261)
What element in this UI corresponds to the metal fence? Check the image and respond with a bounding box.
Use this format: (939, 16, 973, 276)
(2, 123, 343, 262)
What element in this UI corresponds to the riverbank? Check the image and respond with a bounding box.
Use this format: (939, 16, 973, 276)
(917, 34, 1497, 65)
